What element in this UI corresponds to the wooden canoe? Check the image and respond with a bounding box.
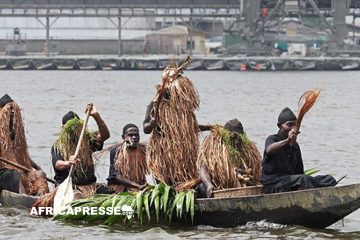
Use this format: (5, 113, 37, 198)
(0, 190, 38, 209)
(1, 183, 360, 229)
(194, 183, 360, 228)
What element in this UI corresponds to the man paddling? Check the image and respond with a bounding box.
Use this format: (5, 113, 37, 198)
(261, 107, 337, 194)
(107, 123, 148, 193)
(0, 94, 49, 196)
(52, 103, 110, 197)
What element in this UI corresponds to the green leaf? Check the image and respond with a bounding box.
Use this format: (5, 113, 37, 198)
(186, 191, 192, 213)
(150, 184, 160, 206)
(305, 169, 320, 176)
(304, 168, 316, 174)
(162, 185, 171, 212)
(154, 194, 160, 222)
(143, 192, 151, 222)
(176, 192, 186, 218)
(136, 191, 144, 224)
(190, 190, 195, 224)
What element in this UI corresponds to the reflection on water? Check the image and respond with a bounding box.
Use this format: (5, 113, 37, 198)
(1, 70, 360, 239)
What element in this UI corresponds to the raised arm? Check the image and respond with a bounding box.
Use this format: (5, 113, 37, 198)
(87, 103, 110, 142)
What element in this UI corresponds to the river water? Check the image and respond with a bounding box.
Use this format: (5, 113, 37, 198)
(1, 70, 360, 239)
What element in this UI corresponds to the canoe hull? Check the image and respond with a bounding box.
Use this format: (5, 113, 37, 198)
(194, 184, 360, 228)
(0, 190, 37, 209)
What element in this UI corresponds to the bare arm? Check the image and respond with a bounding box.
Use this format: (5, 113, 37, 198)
(87, 104, 110, 142)
(266, 129, 297, 156)
(199, 164, 215, 197)
(143, 101, 157, 134)
(198, 124, 212, 132)
(55, 155, 79, 170)
(115, 175, 147, 190)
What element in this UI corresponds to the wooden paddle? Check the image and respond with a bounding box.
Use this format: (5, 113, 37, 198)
(0, 156, 55, 184)
(53, 104, 92, 215)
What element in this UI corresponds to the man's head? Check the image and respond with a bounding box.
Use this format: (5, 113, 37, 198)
(224, 118, 244, 135)
(122, 123, 140, 149)
(277, 107, 297, 133)
(62, 111, 79, 125)
(224, 118, 244, 150)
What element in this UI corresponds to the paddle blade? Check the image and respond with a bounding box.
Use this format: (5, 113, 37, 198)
(53, 176, 74, 215)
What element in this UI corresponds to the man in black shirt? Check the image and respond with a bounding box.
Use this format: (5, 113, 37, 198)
(261, 107, 336, 194)
(52, 103, 110, 196)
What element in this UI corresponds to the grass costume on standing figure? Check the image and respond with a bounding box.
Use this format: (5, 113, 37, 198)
(143, 57, 200, 189)
(0, 94, 49, 196)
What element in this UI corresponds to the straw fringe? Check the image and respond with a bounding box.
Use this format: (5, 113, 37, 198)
(32, 189, 57, 210)
(114, 143, 148, 186)
(197, 127, 262, 189)
(147, 74, 200, 187)
(0, 102, 48, 195)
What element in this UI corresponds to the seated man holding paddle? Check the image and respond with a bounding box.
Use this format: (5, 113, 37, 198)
(261, 107, 337, 194)
(197, 119, 262, 198)
(52, 103, 110, 197)
(0, 94, 49, 196)
(107, 123, 149, 193)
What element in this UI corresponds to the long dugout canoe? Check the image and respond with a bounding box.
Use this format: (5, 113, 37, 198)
(1, 184, 360, 229)
(194, 183, 360, 228)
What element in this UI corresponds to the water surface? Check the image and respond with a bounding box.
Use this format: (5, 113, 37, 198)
(1, 70, 359, 239)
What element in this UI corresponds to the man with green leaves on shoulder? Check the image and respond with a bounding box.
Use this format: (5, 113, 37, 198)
(52, 103, 110, 197)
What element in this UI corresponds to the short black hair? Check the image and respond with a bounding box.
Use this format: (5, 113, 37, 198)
(122, 123, 138, 135)
(62, 111, 79, 125)
(224, 118, 244, 134)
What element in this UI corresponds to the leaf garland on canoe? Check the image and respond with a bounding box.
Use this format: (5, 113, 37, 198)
(0, 100, 48, 195)
(146, 59, 200, 188)
(53, 183, 196, 225)
(197, 126, 262, 189)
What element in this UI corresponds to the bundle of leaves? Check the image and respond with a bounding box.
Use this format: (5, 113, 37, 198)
(54, 117, 95, 180)
(53, 183, 196, 225)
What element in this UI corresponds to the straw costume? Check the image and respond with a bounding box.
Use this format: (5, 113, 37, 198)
(0, 94, 49, 195)
(143, 58, 200, 188)
(197, 119, 262, 190)
(108, 142, 148, 192)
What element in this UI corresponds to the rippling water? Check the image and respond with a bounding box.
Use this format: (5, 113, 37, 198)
(1, 70, 360, 239)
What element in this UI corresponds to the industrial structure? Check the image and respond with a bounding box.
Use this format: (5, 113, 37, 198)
(0, 0, 359, 56)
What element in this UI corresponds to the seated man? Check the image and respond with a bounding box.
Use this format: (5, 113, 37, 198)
(197, 119, 262, 198)
(0, 94, 48, 196)
(52, 103, 110, 197)
(261, 107, 337, 194)
(107, 124, 148, 192)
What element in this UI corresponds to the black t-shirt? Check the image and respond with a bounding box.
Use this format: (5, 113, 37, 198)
(51, 137, 103, 185)
(261, 133, 304, 183)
